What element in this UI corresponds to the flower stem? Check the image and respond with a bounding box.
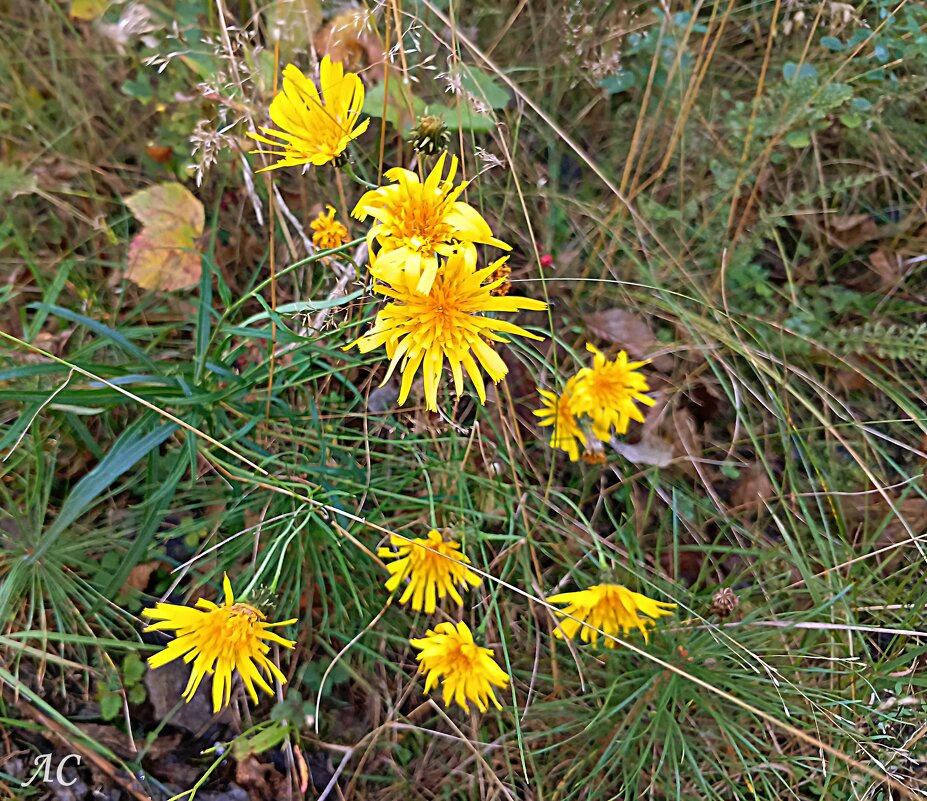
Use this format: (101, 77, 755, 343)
(343, 161, 379, 190)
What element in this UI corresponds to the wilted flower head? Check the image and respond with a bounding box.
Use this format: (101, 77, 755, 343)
(248, 57, 369, 170)
(379, 529, 481, 613)
(408, 114, 452, 155)
(410, 620, 509, 712)
(534, 376, 587, 462)
(547, 583, 675, 647)
(142, 574, 297, 712)
(345, 252, 546, 412)
(572, 345, 655, 440)
(352, 152, 510, 294)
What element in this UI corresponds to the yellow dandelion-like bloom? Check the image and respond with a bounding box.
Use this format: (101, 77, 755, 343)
(379, 529, 482, 613)
(345, 253, 547, 412)
(547, 583, 676, 647)
(572, 345, 656, 440)
(311, 205, 348, 251)
(352, 151, 511, 294)
(410, 621, 510, 712)
(248, 57, 370, 171)
(534, 375, 587, 462)
(142, 573, 297, 713)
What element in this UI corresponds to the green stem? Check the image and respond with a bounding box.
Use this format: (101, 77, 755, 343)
(343, 161, 379, 190)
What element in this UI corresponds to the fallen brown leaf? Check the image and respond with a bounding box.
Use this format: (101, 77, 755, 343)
(585, 309, 656, 358)
(235, 756, 280, 801)
(825, 213, 880, 249)
(612, 434, 675, 467)
(868, 249, 903, 290)
(125, 182, 204, 291)
(730, 463, 776, 517)
(315, 10, 385, 79)
(121, 560, 158, 594)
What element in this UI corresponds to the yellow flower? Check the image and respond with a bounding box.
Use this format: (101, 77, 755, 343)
(572, 345, 656, 440)
(547, 583, 676, 647)
(379, 529, 482, 613)
(534, 376, 587, 462)
(248, 57, 369, 171)
(352, 152, 510, 294)
(311, 205, 348, 251)
(410, 621, 510, 712)
(345, 253, 546, 412)
(142, 574, 297, 713)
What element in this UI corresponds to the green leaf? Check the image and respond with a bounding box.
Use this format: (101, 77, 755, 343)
(818, 83, 853, 109)
(0, 163, 38, 200)
(840, 111, 863, 128)
(431, 100, 496, 133)
(241, 290, 364, 328)
(820, 35, 845, 51)
(720, 463, 741, 480)
(457, 65, 509, 110)
(25, 260, 75, 341)
(121, 75, 153, 103)
(785, 130, 811, 148)
(28, 303, 157, 368)
(783, 61, 818, 82)
(100, 451, 186, 602)
(128, 683, 147, 705)
(600, 71, 637, 94)
(231, 723, 292, 760)
(100, 691, 122, 721)
(123, 653, 146, 685)
(0, 402, 42, 454)
(30, 414, 180, 562)
(362, 80, 426, 131)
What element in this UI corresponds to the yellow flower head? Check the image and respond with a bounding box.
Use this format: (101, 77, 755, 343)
(547, 583, 676, 647)
(345, 253, 547, 412)
(534, 375, 587, 462)
(410, 620, 510, 712)
(572, 345, 656, 440)
(248, 57, 370, 171)
(142, 574, 297, 713)
(311, 205, 348, 251)
(352, 152, 511, 294)
(379, 529, 482, 613)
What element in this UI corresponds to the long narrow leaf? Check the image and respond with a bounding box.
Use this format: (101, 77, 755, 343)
(31, 414, 179, 561)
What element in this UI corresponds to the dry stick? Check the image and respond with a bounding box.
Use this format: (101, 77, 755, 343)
(313, 599, 392, 734)
(388, 0, 416, 167)
(378, 11, 390, 184)
(449, 1, 468, 190)
(724, 0, 781, 234)
(2, 369, 72, 461)
(631, 0, 737, 200)
(430, 701, 517, 801)
(484, 0, 529, 58)
(263, 44, 280, 423)
(3, 333, 920, 797)
(628, 0, 711, 199)
(618, 12, 666, 197)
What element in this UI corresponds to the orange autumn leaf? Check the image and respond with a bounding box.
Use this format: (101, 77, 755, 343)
(125, 182, 204, 291)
